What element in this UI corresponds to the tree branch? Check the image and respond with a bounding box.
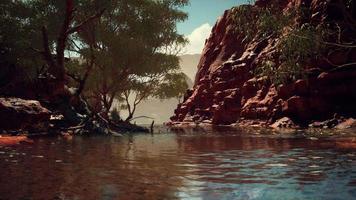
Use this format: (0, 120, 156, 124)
(67, 9, 105, 35)
(76, 45, 95, 95)
(41, 26, 56, 71)
(329, 62, 356, 72)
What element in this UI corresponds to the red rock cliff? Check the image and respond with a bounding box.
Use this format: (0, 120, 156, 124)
(171, 0, 356, 127)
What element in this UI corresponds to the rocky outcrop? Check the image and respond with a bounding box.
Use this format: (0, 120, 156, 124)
(171, 0, 356, 128)
(0, 98, 51, 132)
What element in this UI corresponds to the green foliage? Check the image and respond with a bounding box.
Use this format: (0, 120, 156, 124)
(233, 2, 328, 85)
(72, 0, 190, 118)
(254, 61, 277, 84)
(274, 24, 325, 84)
(257, 60, 305, 85)
(110, 108, 122, 123)
(257, 8, 293, 37)
(0, 0, 98, 87)
(231, 5, 257, 41)
(231, 2, 292, 42)
(279, 24, 324, 63)
(0, 0, 188, 102)
(0, 1, 44, 85)
(154, 72, 189, 100)
(255, 24, 325, 85)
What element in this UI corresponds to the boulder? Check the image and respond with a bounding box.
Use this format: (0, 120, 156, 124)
(0, 98, 51, 132)
(270, 117, 298, 129)
(335, 118, 356, 130)
(282, 96, 310, 122)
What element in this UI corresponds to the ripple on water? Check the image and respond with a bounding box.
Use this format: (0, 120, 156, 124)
(265, 163, 289, 167)
(0, 131, 356, 200)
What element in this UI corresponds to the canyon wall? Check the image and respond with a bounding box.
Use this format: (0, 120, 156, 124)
(170, 0, 356, 128)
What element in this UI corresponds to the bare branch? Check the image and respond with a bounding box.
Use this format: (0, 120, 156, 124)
(30, 47, 43, 54)
(329, 62, 356, 72)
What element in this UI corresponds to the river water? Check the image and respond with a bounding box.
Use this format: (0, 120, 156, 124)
(0, 126, 356, 200)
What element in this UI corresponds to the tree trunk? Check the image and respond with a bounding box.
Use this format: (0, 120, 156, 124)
(52, 0, 74, 82)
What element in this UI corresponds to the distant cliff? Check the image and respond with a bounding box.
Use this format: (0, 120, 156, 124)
(170, 0, 356, 128)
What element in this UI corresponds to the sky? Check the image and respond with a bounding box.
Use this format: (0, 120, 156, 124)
(178, 0, 249, 54)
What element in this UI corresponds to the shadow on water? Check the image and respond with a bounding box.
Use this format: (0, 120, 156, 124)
(0, 126, 355, 199)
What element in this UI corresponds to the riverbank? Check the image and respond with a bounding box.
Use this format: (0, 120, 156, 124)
(0, 97, 149, 136)
(168, 117, 356, 130)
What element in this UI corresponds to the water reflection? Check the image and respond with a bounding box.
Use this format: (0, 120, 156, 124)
(0, 128, 355, 199)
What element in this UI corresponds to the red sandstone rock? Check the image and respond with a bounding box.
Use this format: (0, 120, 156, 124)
(170, 0, 356, 127)
(270, 117, 298, 129)
(335, 118, 356, 130)
(282, 96, 309, 121)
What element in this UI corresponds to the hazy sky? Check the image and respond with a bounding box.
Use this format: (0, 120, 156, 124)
(178, 0, 248, 54)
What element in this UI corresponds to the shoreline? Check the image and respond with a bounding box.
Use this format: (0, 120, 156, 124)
(167, 117, 356, 132)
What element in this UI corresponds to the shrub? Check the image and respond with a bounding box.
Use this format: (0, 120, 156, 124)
(245, 4, 325, 84)
(231, 1, 293, 42)
(110, 108, 122, 123)
(275, 24, 325, 83)
(231, 5, 257, 42)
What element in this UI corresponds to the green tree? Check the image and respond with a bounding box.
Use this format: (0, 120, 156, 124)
(0, 0, 189, 129)
(121, 72, 189, 122)
(75, 0, 189, 120)
(0, 1, 43, 88)
(0, 0, 103, 95)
